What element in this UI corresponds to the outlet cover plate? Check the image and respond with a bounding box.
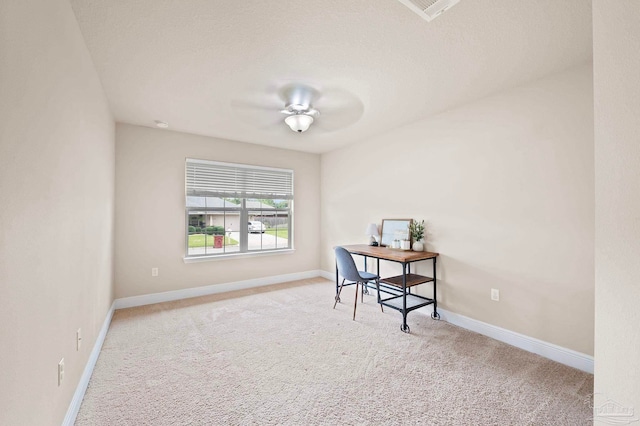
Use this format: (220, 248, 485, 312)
(491, 288, 500, 301)
(58, 358, 64, 386)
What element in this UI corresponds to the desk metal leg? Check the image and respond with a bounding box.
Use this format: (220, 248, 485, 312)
(363, 256, 370, 295)
(431, 257, 440, 320)
(401, 262, 410, 333)
(377, 258, 381, 304)
(335, 261, 341, 303)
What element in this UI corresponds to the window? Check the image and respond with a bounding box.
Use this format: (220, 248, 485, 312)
(185, 159, 293, 258)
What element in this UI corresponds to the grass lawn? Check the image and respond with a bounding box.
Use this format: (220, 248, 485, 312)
(188, 234, 238, 248)
(265, 228, 289, 239)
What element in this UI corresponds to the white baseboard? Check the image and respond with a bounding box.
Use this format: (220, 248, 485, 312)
(320, 270, 334, 281)
(422, 307, 594, 374)
(114, 270, 322, 309)
(319, 269, 593, 374)
(62, 301, 115, 426)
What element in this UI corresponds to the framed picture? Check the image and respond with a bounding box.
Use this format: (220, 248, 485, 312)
(380, 219, 413, 247)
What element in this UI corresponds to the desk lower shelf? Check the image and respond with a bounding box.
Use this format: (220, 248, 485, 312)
(380, 294, 434, 313)
(380, 274, 434, 288)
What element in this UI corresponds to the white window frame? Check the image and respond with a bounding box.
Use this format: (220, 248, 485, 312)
(185, 159, 294, 259)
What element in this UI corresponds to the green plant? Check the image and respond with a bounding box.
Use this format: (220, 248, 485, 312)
(188, 226, 196, 234)
(205, 225, 225, 235)
(409, 220, 425, 241)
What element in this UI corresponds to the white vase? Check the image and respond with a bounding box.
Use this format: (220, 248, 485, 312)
(412, 241, 424, 252)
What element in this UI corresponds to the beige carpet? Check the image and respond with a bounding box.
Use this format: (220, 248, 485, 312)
(76, 278, 593, 425)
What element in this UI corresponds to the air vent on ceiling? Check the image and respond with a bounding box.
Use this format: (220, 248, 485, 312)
(396, 0, 460, 22)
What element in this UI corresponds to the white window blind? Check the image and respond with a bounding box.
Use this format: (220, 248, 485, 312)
(186, 159, 293, 200)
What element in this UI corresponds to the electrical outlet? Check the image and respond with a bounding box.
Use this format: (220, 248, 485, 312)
(76, 328, 82, 351)
(58, 358, 64, 386)
(151, 267, 158, 277)
(491, 288, 500, 301)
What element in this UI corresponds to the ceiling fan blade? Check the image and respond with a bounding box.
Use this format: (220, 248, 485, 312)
(314, 109, 363, 132)
(230, 99, 274, 112)
(315, 88, 362, 109)
(230, 83, 283, 110)
(313, 88, 364, 131)
(230, 99, 285, 128)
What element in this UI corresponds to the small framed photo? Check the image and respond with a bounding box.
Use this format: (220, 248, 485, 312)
(380, 219, 412, 247)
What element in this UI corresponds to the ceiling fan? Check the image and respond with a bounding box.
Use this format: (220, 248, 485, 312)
(231, 83, 364, 134)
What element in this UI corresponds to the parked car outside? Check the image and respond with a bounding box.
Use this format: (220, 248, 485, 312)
(248, 221, 266, 233)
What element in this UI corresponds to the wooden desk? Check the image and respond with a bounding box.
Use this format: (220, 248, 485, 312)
(338, 244, 439, 333)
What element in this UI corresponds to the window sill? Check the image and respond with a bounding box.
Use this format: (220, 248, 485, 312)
(183, 249, 296, 263)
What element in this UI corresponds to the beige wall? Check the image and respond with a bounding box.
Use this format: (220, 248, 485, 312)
(321, 64, 594, 355)
(0, 0, 115, 424)
(593, 0, 640, 417)
(114, 124, 320, 298)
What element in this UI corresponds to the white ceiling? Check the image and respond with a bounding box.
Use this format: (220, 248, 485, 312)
(70, 0, 592, 154)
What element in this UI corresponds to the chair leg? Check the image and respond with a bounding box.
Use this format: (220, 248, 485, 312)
(353, 282, 359, 320)
(376, 279, 384, 312)
(333, 279, 345, 309)
(361, 281, 364, 303)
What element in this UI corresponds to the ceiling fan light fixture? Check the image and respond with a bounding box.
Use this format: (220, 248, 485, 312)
(285, 114, 314, 133)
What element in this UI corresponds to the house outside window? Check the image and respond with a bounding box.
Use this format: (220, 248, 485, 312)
(185, 159, 293, 258)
